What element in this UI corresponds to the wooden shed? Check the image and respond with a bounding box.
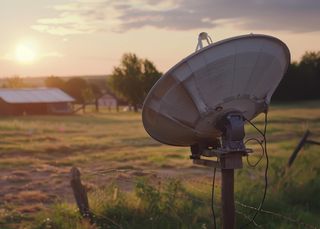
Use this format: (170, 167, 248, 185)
(0, 88, 75, 115)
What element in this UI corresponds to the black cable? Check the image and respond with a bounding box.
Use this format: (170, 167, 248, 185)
(211, 167, 217, 229)
(245, 137, 264, 168)
(245, 118, 265, 138)
(241, 112, 269, 228)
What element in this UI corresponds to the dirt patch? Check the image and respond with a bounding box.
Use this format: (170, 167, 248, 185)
(16, 204, 44, 214)
(4, 191, 50, 204)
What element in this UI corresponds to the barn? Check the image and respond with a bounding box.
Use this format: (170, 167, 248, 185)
(0, 88, 75, 115)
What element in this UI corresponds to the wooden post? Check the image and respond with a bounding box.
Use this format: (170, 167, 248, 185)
(288, 130, 310, 168)
(70, 167, 91, 219)
(221, 169, 235, 229)
(306, 139, 320, 145)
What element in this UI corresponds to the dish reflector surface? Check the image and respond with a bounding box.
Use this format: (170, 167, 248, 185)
(142, 34, 290, 146)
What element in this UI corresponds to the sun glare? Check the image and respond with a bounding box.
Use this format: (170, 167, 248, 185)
(15, 41, 37, 63)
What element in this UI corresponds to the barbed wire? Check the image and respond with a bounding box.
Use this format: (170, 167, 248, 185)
(235, 209, 261, 228)
(235, 201, 319, 229)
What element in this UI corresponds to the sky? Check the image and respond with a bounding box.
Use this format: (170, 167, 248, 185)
(0, 0, 320, 77)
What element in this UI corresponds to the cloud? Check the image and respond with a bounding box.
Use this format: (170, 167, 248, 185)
(32, 1, 120, 35)
(32, 0, 320, 35)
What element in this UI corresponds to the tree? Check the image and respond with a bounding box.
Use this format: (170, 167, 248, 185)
(4, 76, 27, 88)
(300, 51, 320, 68)
(108, 53, 161, 111)
(299, 51, 320, 100)
(273, 51, 320, 101)
(142, 59, 162, 98)
(45, 76, 65, 90)
(89, 83, 103, 112)
(64, 77, 89, 104)
(82, 87, 95, 105)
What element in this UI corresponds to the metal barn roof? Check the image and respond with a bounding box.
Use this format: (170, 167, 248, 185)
(0, 88, 75, 104)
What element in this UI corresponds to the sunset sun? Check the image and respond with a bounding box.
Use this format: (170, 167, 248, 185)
(15, 41, 37, 63)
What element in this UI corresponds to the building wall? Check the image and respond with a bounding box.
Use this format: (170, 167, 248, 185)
(0, 99, 73, 115)
(0, 99, 15, 115)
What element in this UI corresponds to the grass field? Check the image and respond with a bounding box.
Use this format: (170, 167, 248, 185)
(0, 101, 319, 228)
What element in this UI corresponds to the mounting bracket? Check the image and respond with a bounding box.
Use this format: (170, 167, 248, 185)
(190, 112, 250, 169)
(190, 112, 249, 229)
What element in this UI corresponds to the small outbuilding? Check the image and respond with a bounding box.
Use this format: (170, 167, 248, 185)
(98, 94, 118, 109)
(0, 88, 75, 115)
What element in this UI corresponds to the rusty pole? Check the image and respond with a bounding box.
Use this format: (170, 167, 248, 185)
(221, 168, 235, 229)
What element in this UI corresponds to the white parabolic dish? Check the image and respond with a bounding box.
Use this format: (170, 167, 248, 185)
(142, 34, 290, 146)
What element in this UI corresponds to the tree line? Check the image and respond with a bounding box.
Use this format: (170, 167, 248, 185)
(44, 76, 104, 111)
(0, 53, 162, 112)
(109, 51, 320, 105)
(1, 51, 319, 111)
(273, 51, 320, 101)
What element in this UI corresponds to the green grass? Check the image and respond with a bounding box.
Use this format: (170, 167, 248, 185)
(0, 103, 319, 228)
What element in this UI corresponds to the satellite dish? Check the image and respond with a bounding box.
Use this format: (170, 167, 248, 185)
(142, 34, 290, 147)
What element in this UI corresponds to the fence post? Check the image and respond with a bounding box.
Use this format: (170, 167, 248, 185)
(70, 167, 92, 219)
(287, 130, 310, 168)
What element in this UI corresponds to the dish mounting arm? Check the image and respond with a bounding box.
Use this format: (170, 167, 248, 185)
(195, 32, 213, 51)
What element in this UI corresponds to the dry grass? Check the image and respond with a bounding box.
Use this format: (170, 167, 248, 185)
(0, 101, 319, 228)
(4, 191, 50, 203)
(16, 204, 44, 214)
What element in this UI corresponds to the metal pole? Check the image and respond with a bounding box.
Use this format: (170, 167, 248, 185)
(221, 168, 235, 229)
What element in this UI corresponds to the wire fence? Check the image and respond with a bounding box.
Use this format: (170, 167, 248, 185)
(235, 201, 318, 229)
(84, 168, 319, 229)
